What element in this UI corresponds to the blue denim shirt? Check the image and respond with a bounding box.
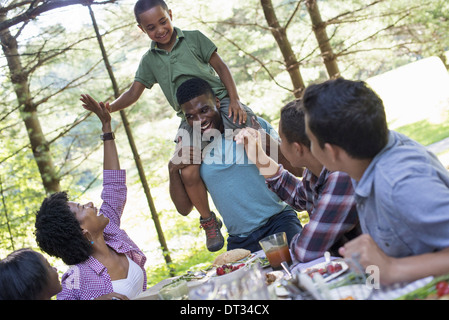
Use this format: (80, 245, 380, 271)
(353, 131, 449, 258)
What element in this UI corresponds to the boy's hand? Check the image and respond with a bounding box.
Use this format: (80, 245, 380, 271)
(228, 100, 247, 125)
(80, 94, 112, 131)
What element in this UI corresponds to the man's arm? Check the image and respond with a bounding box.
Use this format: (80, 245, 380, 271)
(290, 171, 358, 262)
(168, 138, 197, 216)
(235, 125, 302, 177)
(265, 165, 307, 210)
(339, 234, 449, 286)
(169, 164, 193, 216)
(264, 129, 303, 177)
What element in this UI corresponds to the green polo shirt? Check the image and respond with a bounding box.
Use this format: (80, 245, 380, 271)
(135, 27, 228, 119)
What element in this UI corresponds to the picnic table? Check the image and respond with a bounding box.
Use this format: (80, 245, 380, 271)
(133, 250, 436, 300)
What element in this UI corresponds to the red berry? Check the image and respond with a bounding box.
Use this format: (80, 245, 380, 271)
(436, 281, 448, 290)
(436, 281, 449, 297)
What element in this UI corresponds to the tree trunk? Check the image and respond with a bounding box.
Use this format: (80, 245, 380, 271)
(305, 0, 340, 78)
(0, 13, 60, 194)
(87, 6, 174, 275)
(0, 175, 15, 251)
(260, 0, 305, 97)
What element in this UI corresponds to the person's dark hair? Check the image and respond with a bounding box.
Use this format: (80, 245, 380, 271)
(0, 248, 49, 300)
(302, 78, 389, 159)
(176, 77, 215, 106)
(280, 99, 310, 148)
(134, 0, 169, 24)
(35, 192, 92, 265)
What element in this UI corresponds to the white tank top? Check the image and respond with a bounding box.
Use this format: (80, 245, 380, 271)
(111, 256, 144, 299)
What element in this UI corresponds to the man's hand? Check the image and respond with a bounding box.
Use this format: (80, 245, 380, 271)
(234, 119, 279, 177)
(339, 234, 394, 285)
(168, 137, 202, 173)
(234, 126, 265, 165)
(235, 116, 270, 163)
(80, 94, 112, 131)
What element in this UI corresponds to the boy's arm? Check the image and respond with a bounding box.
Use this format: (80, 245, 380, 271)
(209, 51, 247, 125)
(109, 81, 146, 113)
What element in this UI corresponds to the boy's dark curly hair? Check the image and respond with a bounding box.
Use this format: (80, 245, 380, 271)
(280, 99, 311, 149)
(134, 0, 169, 24)
(35, 192, 92, 266)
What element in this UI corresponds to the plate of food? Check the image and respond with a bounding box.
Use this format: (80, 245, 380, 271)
(301, 259, 348, 282)
(209, 249, 252, 281)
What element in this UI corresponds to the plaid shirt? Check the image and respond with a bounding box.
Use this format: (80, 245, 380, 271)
(266, 165, 360, 262)
(57, 170, 147, 300)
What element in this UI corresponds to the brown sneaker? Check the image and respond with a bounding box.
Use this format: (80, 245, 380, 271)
(200, 211, 225, 252)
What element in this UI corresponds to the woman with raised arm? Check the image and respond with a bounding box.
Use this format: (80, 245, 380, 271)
(34, 95, 147, 300)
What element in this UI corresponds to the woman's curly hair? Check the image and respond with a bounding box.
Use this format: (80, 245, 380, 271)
(35, 192, 92, 265)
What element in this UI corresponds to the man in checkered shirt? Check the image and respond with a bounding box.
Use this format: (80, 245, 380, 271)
(236, 100, 361, 263)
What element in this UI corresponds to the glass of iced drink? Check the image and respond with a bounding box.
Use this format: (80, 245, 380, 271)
(259, 232, 292, 270)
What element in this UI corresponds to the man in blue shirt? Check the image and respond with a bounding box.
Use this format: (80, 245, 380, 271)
(169, 77, 302, 252)
(302, 77, 449, 286)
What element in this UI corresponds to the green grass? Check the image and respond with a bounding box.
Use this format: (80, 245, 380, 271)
(146, 245, 227, 287)
(394, 118, 449, 146)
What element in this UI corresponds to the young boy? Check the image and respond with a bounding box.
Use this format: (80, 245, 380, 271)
(83, 0, 257, 252)
(235, 100, 361, 262)
(302, 78, 449, 285)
